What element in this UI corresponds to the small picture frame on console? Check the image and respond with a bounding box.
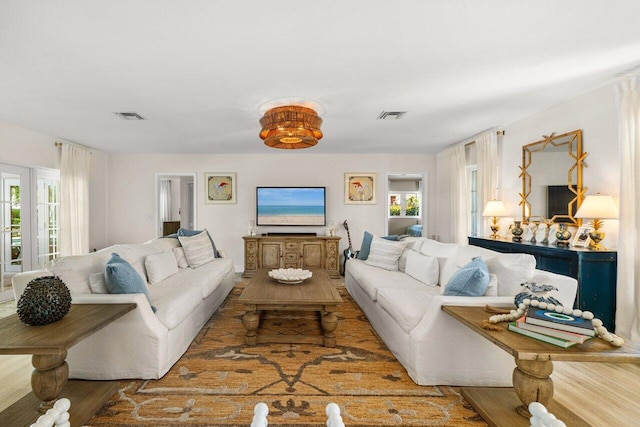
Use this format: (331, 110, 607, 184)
(572, 225, 593, 247)
(205, 172, 237, 204)
(344, 172, 376, 204)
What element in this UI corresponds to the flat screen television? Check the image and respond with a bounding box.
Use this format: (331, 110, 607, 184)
(256, 187, 326, 226)
(547, 185, 574, 222)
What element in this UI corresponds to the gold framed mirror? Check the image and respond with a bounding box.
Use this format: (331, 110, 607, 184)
(519, 130, 587, 225)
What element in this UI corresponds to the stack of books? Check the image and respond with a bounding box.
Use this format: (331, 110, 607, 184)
(508, 306, 595, 348)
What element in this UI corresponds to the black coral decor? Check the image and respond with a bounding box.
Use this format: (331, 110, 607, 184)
(17, 276, 72, 325)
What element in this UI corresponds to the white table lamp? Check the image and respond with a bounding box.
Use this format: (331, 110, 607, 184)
(482, 200, 506, 239)
(575, 194, 618, 250)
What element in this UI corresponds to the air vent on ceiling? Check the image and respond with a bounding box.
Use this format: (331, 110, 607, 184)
(377, 111, 407, 120)
(114, 112, 145, 120)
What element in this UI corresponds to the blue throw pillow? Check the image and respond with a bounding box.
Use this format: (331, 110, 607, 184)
(105, 253, 156, 312)
(443, 257, 490, 296)
(177, 228, 219, 258)
(356, 231, 374, 260)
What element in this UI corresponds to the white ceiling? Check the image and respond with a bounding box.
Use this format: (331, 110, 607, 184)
(2, 1, 640, 155)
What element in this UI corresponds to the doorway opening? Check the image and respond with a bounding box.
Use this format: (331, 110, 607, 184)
(385, 173, 424, 237)
(156, 174, 196, 237)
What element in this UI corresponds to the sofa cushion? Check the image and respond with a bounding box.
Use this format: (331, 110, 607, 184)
(49, 251, 112, 294)
(455, 244, 499, 268)
(443, 257, 490, 296)
(178, 230, 216, 268)
(398, 237, 424, 272)
(404, 250, 439, 286)
(357, 232, 400, 260)
(178, 258, 232, 298)
(486, 253, 536, 296)
(148, 281, 204, 329)
(89, 272, 108, 294)
(173, 247, 189, 269)
(104, 253, 155, 311)
(484, 273, 498, 296)
(419, 239, 459, 285)
(145, 251, 179, 284)
(177, 228, 220, 258)
(364, 237, 407, 271)
(348, 259, 427, 301)
(377, 288, 437, 333)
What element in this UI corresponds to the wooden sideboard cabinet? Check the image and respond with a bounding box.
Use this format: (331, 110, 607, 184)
(243, 235, 341, 278)
(468, 236, 618, 330)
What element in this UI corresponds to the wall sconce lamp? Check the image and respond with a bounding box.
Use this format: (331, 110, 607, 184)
(574, 194, 619, 251)
(482, 200, 506, 239)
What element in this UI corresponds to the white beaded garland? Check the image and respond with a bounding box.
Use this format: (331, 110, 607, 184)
(487, 300, 624, 347)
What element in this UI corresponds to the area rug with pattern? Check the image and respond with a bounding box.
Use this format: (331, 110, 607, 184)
(87, 284, 487, 427)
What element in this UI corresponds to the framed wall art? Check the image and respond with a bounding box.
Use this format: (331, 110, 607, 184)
(572, 224, 592, 247)
(205, 173, 236, 204)
(344, 173, 376, 204)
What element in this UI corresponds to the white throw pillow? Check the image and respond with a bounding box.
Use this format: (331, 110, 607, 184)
(484, 273, 498, 296)
(178, 230, 215, 268)
(129, 259, 148, 284)
(405, 250, 439, 286)
(89, 271, 108, 294)
(419, 239, 459, 286)
(398, 238, 424, 272)
(172, 247, 189, 269)
(145, 251, 179, 284)
(486, 253, 536, 296)
(364, 237, 407, 271)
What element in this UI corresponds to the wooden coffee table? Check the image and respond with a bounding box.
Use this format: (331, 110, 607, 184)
(0, 303, 136, 427)
(239, 268, 342, 347)
(442, 305, 640, 427)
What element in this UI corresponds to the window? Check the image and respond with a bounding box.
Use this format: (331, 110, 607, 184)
(35, 169, 60, 268)
(468, 166, 478, 236)
(388, 192, 421, 217)
(0, 163, 59, 292)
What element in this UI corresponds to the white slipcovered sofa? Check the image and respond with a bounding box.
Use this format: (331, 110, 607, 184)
(345, 236, 577, 386)
(12, 236, 235, 380)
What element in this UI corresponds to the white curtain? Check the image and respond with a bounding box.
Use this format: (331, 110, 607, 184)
(159, 179, 172, 222)
(615, 76, 640, 340)
(476, 131, 499, 237)
(60, 143, 91, 256)
(450, 145, 469, 244)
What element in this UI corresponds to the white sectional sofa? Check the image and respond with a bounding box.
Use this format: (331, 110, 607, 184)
(345, 236, 578, 387)
(12, 236, 235, 380)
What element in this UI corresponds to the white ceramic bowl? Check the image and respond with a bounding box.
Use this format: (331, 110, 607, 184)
(268, 268, 312, 284)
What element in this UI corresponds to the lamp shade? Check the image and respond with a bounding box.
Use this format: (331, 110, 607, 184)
(575, 194, 619, 219)
(482, 200, 506, 217)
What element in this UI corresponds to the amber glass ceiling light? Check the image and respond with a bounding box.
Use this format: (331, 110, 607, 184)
(259, 106, 323, 149)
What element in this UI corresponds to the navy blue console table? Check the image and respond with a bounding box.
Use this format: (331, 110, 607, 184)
(468, 236, 618, 330)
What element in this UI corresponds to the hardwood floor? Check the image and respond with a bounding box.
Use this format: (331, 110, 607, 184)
(1, 354, 639, 425)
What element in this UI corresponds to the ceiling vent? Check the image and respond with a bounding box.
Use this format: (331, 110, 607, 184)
(377, 111, 407, 120)
(114, 112, 145, 120)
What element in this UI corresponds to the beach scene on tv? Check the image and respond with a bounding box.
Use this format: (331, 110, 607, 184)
(257, 187, 326, 226)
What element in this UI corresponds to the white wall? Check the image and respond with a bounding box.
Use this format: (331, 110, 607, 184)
(0, 121, 109, 251)
(501, 83, 620, 245)
(106, 153, 436, 272)
(435, 82, 621, 246)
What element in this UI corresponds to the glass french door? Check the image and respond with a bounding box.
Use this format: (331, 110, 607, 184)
(0, 163, 32, 292)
